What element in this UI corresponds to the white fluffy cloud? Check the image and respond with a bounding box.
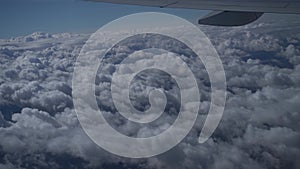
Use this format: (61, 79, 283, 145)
(0, 15, 300, 169)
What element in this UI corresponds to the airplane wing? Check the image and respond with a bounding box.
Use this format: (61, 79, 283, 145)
(89, 0, 300, 26)
(90, 0, 300, 14)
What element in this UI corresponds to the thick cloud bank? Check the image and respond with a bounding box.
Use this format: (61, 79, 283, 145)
(0, 14, 300, 169)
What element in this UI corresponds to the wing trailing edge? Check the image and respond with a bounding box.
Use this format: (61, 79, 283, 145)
(198, 11, 263, 26)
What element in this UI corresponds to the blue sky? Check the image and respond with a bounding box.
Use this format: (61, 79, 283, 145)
(0, 0, 207, 38)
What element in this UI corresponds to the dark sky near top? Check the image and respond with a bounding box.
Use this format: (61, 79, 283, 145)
(0, 0, 207, 38)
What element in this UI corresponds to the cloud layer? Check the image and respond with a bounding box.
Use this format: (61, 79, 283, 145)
(0, 15, 300, 169)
